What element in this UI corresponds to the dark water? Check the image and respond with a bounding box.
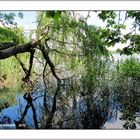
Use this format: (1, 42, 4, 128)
(0, 89, 140, 129)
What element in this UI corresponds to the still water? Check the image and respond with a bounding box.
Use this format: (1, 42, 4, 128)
(0, 90, 139, 129)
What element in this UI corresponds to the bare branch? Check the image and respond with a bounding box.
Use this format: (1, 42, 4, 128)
(0, 42, 35, 60)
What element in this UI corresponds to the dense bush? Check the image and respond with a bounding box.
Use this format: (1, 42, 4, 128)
(119, 57, 140, 79)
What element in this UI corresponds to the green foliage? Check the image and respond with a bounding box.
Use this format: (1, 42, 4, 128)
(119, 57, 140, 79)
(0, 27, 18, 43)
(97, 11, 140, 53)
(114, 77, 140, 129)
(127, 11, 140, 27)
(98, 11, 116, 23)
(114, 57, 140, 129)
(0, 56, 22, 92)
(81, 25, 110, 95)
(82, 25, 110, 56)
(0, 12, 24, 25)
(97, 11, 127, 48)
(0, 12, 16, 25)
(0, 27, 26, 44)
(120, 34, 140, 55)
(45, 11, 62, 22)
(0, 12, 28, 91)
(18, 12, 24, 19)
(0, 12, 25, 44)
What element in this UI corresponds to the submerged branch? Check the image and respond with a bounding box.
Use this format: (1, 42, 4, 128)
(44, 80, 61, 128)
(15, 92, 39, 129)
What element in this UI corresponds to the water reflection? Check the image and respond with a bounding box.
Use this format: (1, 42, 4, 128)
(0, 80, 140, 129)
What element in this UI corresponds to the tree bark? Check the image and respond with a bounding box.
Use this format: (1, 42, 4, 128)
(0, 42, 36, 60)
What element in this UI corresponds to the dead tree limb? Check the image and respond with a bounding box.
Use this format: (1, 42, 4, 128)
(15, 55, 28, 75)
(23, 49, 35, 82)
(0, 42, 36, 60)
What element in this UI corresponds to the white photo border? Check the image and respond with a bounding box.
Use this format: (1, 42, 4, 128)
(0, 1, 140, 10)
(0, 1, 140, 139)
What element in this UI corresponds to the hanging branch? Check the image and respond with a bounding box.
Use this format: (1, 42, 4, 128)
(37, 27, 62, 127)
(40, 43, 61, 128)
(15, 55, 28, 75)
(15, 49, 35, 88)
(23, 49, 35, 82)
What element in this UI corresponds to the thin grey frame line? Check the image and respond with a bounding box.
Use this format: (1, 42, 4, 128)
(1, 0, 140, 1)
(0, 139, 140, 140)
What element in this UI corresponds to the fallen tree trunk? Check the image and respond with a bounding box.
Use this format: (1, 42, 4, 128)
(0, 42, 36, 59)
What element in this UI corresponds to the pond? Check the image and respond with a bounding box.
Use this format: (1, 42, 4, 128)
(0, 87, 140, 129)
